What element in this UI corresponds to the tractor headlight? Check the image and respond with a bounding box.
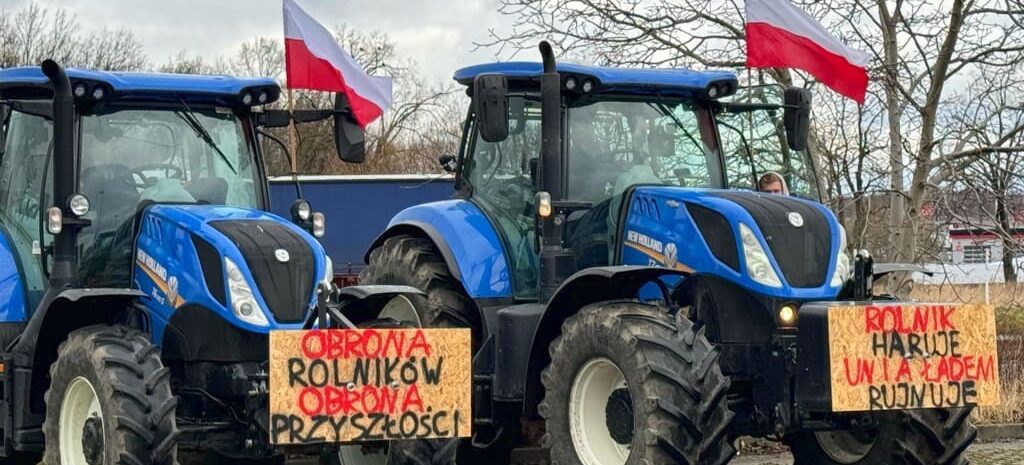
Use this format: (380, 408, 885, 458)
(224, 257, 269, 326)
(312, 212, 326, 238)
(740, 223, 782, 287)
(830, 225, 851, 287)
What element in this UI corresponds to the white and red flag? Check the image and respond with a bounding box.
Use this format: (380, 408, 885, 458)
(745, 0, 870, 104)
(283, 0, 392, 127)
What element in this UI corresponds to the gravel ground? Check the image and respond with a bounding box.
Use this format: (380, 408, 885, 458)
(730, 439, 1024, 465)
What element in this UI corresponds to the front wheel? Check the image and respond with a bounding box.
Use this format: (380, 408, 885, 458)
(788, 408, 976, 465)
(540, 302, 736, 465)
(43, 325, 177, 465)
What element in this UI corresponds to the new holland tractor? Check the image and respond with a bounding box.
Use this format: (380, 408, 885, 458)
(361, 43, 989, 465)
(0, 61, 436, 464)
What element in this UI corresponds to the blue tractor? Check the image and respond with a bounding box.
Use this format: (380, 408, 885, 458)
(361, 43, 980, 465)
(0, 61, 428, 464)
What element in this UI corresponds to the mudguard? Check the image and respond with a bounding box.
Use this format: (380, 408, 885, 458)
(367, 200, 512, 299)
(873, 262, 934, 280)
(306, 285, 426, 328)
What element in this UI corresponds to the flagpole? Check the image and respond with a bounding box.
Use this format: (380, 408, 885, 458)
(288, 88, 299, 176)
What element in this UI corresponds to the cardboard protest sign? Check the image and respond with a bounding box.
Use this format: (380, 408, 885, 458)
(827, 303, 1000, 412)
(268, 328, 472, 444)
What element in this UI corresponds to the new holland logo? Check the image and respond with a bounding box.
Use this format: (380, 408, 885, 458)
(788, 212, 804, 228)
(167, 276, 179, 303)
(664, 242, 678, 268)
(275, 249, 290, 263)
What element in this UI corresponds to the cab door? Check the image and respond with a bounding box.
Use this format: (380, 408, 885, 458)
(460, 96, 543, 300)
(0, 105, 53, 320)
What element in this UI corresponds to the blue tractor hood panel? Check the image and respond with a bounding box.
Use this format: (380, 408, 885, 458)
(454, 62, 737, 97)
(0, 67, 280, 106)
(384, 200, 513, 299)
(135, 204, 327, 340)
(620, 186, 845, 301)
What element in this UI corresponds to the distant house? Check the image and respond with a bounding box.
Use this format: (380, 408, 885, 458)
(944, 226, 1024, 264)
(925, 192, 1024, 265)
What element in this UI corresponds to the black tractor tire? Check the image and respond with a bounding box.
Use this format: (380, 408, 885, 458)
(42, 325, 177, 465)
(540, 302, 736, 465)
(788, 408, 976, 465)
(360, 235, 480, 348)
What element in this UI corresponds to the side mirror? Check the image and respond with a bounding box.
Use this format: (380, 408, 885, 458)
(783, 87, 811, 152)
(438, 154, 456, 173)
(473, 73, 509, 143)
(333, 94, 366, 163)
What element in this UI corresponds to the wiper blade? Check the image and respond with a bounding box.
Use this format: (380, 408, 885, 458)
(175, 99, 236, 173)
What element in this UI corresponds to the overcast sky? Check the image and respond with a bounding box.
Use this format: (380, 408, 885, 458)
(8, 0, 511, 82)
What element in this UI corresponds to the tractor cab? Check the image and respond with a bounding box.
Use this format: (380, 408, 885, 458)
(0, 69, 283, 303)
(0, 63, 391, 462)
(452, 61, 823, 300)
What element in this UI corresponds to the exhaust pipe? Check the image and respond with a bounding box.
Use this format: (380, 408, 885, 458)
(41, 59, 80, 286)
(538, 41, 562, 201)
(536, 41, 573, 301)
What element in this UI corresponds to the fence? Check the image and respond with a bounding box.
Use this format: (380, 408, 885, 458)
(910, 284, 1024, 423)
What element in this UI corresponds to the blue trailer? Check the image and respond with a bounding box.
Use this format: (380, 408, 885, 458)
(268, 175, 454, 284)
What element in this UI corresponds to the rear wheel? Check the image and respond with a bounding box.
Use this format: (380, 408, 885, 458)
(540, 302, 736, 465)
(360, 235, 479, 345)
(357, 234, 473, 465)
(788, 408, 976, 465)
(43, 325, 177, 465)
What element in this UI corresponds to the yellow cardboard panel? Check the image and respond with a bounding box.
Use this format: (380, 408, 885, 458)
(268, 328, 472, 444)
(828, 303, 1000, 412)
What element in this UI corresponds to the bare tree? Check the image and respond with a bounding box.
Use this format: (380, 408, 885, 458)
(0, 1, 146, 70)
(939, 70, 1024, 280)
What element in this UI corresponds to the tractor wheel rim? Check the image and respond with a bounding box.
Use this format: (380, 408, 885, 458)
(378, 295, 421, 326)
(570, 357, 631, 465)
(60, 376, 104, 465)
(814, 429, 877, 464)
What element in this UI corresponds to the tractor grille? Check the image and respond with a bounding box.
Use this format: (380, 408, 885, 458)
(712, 192, 832, 288)
(210, 220, 315, 323)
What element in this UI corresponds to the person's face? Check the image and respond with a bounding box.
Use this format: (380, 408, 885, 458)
(760, 181, 784, 195)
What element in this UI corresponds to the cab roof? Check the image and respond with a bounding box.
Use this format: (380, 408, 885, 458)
(453, 62, 738, 98)
(0, 67, 280, 107)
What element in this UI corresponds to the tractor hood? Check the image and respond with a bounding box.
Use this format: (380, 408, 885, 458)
(134, 204, 329, 333)
(619, 186, 847, 300)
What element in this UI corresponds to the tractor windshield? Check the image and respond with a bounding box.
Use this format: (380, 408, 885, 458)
(75, 106, 260, 285)
(715, 85, 820, 200)
(566, 99, 720, 203)
(76, 106, 259, 244)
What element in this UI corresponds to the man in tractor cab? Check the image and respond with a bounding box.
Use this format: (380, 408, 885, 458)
(758, 170, 789, 195)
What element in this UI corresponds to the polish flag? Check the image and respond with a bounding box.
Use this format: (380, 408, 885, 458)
(745, 0, 870, 104)
(283, 0, 392, 127)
